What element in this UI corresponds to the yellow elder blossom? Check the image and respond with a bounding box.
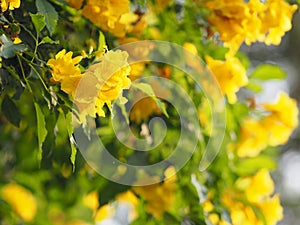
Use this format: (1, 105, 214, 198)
(222, 170, 283, 225)
(206, 0, 297, 53)
(237, 92, 298, 157)
(47, 49, 83, 97)
(133, 167, 177, 219)
(1, 183, 37, 222)
(206, 55, 248, 104)
(81, 0, 138, 37)
(0, 0, 20, 12)
(75, 50, 131, 118)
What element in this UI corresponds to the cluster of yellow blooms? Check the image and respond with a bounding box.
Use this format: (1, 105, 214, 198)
(237, 92, 299, 158)
(222, 169, 283, 225)
(206, 0, 298, 53)
(0, 0, 20, 12)
(47, 49, 131, 119)
(1, 183, 37, 222)
(67, 0, 142, 37)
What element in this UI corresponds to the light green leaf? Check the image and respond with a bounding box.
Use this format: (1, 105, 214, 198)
(0, 34, 26, 59)
(40, 36, 60, 45)
(66, 112, 77, 170)
(132, 82, 169, 117)
(29, 13, 46, 33)
(98, 31, 107, 51)
(236, 155, 277, 176)
(36, 0, 58, 35)
(34, 103, 48, 161)
(246, 80, 263, 93)
(250, 64, 286, 80)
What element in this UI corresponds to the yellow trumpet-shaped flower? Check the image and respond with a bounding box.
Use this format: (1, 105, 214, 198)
(206, 55, 248, 104)
(1, 183, 37, 222)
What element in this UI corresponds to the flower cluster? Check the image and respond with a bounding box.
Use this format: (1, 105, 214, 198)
(47, 49, 131, 120)
(222, 169, 283, 225)
(237, 92, 299, 158)
(206, 0, 298, 53)
(67, 0, 140, 37)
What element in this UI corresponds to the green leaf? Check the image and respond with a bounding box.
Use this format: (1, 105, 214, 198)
(40, 36, 60, 45)
(34, 103, 48, 161)
(98, 31, 107, 51)
(66, 112, 77, 170)
(36, 0, 58, 35)
(0, 34, 26, 59)
(250, 64, 286, 80)
(30, 13, 46, 33)
(235, 155, 277, 176)
(131, 82, 169, 117)
(1, 95, 21, 127)
(246, 80, 263, 93)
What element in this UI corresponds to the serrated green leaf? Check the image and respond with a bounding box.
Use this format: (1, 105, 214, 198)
(40, 36, 59, 45)
(30, 13, 46, 33)
(34, 103, 48, 161)
(132, 82, 169, 117)
(36, 0, 58, 35)
(0, 34, 26, 59)
(250, 64, 286, 80)
(1, 95, 21, 127)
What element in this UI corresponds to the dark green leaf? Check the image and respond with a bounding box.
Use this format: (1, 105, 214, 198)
(34, 103, 48, 161)
(250, 64, 286, 80)
(0, 34, 26, 59)
(1, 95, 21, 127)
(36, 0, 58, 35)
(30, 13, 46, 33)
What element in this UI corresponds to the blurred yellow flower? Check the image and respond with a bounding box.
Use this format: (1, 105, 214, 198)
(236, 169, 274, 203)
(263, 92, 298, 129)
(236, 118, 269, 158)
(83, 191, 99, 215)
(81, 0, 138, 37)
(133, 167, 177, 219)
(0, 0, 20, 12)
(1, 183, 37, 222)
(206, 55, 248, 104)
(257, 194, 283, 225)
(222, 170, 283, 225)
(206, 0, 297, 53)
(66, 0, 83, 9)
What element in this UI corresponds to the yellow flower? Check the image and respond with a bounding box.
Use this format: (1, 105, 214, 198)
(236, 118, 269, 158)
(0, 0, 20, 12)
(236, 169, 274, 203)
(95, 204, 114, 222)
(83, 191, 99, 215)
(1, 183, 37, 222)
(257, 194, 283, 225)
(206, 55, 248, 104)
(263, 92, 298, 129)
(81, 0, 138, 37)
(206, 0, 297, 53)
(133, 167, 177, 219)
(47, 49, 83, 96)
(75, 50, 131, 119)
